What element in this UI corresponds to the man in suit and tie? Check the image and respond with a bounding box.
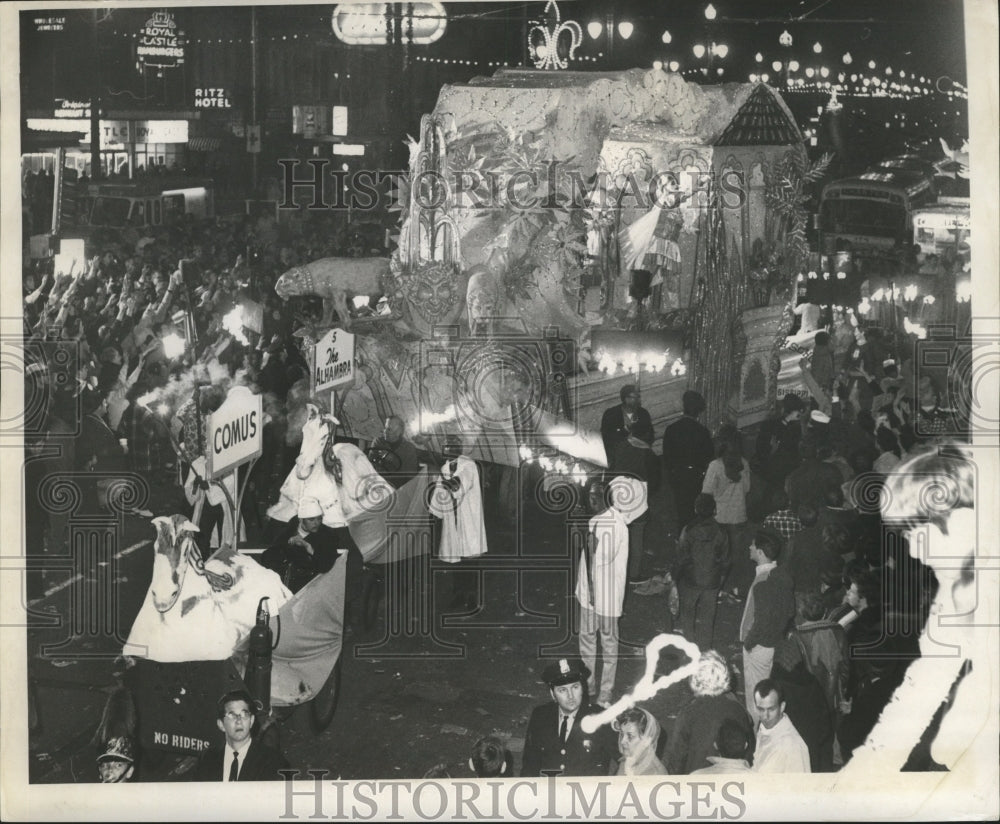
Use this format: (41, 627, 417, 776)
(191, 690, 290, 781)
(520, 659, 618, 777)
(600, 385, 654, 469)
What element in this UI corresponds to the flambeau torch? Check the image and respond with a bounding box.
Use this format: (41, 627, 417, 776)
(245, 596, 273, 718)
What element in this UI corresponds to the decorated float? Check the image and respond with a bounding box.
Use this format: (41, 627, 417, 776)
(278, 65, 825, 475)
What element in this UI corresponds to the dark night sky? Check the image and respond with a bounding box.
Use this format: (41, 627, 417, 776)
(19, 1, 969, 89)
(19, 0, 970, 161)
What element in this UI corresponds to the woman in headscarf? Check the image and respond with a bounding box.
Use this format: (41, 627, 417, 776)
(613, 707, 665, 776)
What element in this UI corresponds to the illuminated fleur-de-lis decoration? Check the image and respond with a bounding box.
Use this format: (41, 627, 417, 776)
(528, 0, 583, 70)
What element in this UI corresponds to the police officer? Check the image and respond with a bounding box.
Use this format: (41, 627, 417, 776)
(520, 658, 618, 777)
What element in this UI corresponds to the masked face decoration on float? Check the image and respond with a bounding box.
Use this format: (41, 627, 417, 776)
(396, 261, 466, 335)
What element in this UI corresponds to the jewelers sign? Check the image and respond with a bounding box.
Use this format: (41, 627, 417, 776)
(313, 329, 356, 393)
(136, 10, 186, 73)
(207, 387, 263, 480)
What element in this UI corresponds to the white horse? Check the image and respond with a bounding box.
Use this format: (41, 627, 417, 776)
(267, 403, 396, 559)
(124, 514, 291, 662)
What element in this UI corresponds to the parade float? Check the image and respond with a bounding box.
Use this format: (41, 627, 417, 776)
(280, 65, 819, 472)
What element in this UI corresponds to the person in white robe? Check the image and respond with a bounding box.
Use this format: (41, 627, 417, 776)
(576, 476, 648, 706)
(430, 449, 488, 563)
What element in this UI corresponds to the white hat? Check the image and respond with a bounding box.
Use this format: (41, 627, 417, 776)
(810, 410, 831, 424)
(297, 498, 323, 519)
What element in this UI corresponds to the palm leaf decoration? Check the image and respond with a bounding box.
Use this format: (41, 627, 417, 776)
(757, 151, 833, 304)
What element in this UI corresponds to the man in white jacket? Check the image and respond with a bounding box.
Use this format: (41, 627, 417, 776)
(752, 678, 811, 773)
(576, 476, 648, 707)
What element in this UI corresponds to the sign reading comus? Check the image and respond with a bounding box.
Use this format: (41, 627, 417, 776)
(207, 388, 263, 480)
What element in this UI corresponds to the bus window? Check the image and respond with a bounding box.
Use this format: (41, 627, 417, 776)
(90, 196, 131, 227)
(162, 193, 185, 224)
(130, 200, 146, 226)
(151, 198, 161, 225)
(821, 199, 906, 238)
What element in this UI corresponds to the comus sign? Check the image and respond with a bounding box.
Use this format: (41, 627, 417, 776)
(207, 387, 263, 479)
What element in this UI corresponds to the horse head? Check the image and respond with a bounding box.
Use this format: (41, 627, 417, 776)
(294, 403, 340, 480)
(150, 514, 200, 613)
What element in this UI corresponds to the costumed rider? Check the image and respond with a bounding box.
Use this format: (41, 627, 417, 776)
(260, 497, 362, 595)
(367, 415, 422, 489)
(619, 173, 689, 313)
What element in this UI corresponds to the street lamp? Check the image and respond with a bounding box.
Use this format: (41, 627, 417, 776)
(661, 29, 672, 44)
(813, 41, 822, 54)
(704, 3, 717, 20)
(693, 42, 727, 78)
(842, 51, 852, 64)
(591, 12, 638, 66)
(779, 29, 792, 47)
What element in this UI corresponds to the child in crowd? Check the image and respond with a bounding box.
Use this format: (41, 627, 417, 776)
(469, 735, 512, 777)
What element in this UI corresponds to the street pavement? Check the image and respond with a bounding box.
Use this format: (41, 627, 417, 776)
(23, 349, 813, 784)
(24, 467, 750, 784)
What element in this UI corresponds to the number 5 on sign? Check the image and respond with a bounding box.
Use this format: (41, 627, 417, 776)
(313, 328, 356, 394)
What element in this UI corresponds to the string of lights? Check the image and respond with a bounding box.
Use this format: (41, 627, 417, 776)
(104, 16, 967, 104)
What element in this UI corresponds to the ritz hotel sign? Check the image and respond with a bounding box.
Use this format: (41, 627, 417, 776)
(194, 88, 233, 109)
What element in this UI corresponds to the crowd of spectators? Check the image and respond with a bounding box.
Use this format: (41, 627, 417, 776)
(575, 302, 968, 775)
(22, 204, 969, 779)
(22, 209, 380, 566)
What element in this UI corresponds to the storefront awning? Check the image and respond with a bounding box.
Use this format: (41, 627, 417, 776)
(22, 128, 83, 152)
(188, 137, 222, 151)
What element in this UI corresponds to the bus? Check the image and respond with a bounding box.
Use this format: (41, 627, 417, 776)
(817, 171, 935, 267)
(912, 200, 971, 257)
(76, 178, 215, 230)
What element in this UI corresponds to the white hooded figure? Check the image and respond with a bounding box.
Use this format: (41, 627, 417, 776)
(429, 442, 487, 564)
